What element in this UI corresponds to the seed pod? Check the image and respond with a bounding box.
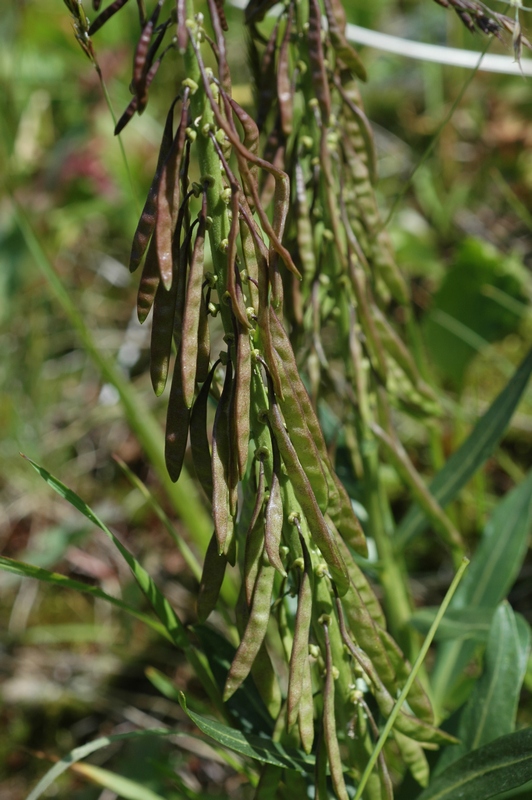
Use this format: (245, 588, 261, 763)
(206, 0, 230, 89)
(298, 652, 315, 754)
(114, 53, 165, 134)
(182, 193, 208, 408)
(88, 0, 130, 35)
(287, 535, 313, 728)
(133, 0, 163, 112)
(129, 97, 177, 273)
(295, 162, 316, 280)
(223, 550, 276, 700)
(322, 622, 349, 800)
(176, 0, 187, 52)
(239, 217, 259, 314)
(197, 531, 227, 623)
(244, 460, 266, 606)
(264, 429, 286, 576)
(336, 536, 385, 628)
(257, 16, 281, 130)
(394, 731, 430, 788)
(165, 343, 191, 482)
(322, 0, 367, 81)
(277, 5, 293, 137)
(233, 322, 252, 479)
(136, 238, 160, 322)
(155, 91, 190, 289)
(190, 360, 219, 502)
(212, 360, 236, 559)
(308, 0, 331, 125)
(196, 285, 211, 383)
(265, 370, 349, 596)
(150, 211, 194, 396)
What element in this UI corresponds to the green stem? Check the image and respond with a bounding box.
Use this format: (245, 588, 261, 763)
(353, 556, 470, 800)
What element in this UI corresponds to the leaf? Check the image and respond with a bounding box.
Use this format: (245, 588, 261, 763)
(26, 728, 183, 800)
(432, 470, 532, 707)
(396, 347, 532, 549)
(437, 603, 531, 772)
(409, 607, 494, 642)
(23, 456, 191, 652)
(416, 728, 532, 800)
(178, 692, 315, 772)
(71, 763, 168, 800)
(0, 555, 171, 641)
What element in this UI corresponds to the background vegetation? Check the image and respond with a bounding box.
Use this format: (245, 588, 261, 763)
(1, 0, 531, 797)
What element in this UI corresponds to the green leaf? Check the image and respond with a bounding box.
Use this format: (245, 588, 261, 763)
(396, 347, 532, 550)
(432, 470, 532, 708)
(23, 456, 190, 651)
(437, 603, 531, 772)
(72, 763, 168, 800)
(0, 555, 171, 642)
(409, 607, 494, 642)
(26, 728, 183, 800)
(416, 728, 532, 800)
(178, 692, 314, 772)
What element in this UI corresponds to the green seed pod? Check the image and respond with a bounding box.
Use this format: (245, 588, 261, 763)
(244, 461, 266, 606)
(233, 322, 252, 479)
(298, 652, 315, 755)
(287, 535, 313, 728)
(212, 360, 236, 560)
(322, 621, 349, 800)
(197, 531, 227, 623)
(224, 550, 276, 701)
(394, 731, 430, 789)
(264, 430, 286, 576)
(323, 0, 367, 81)
(181, 193, 208, 408)
(190, 360, 220, 502)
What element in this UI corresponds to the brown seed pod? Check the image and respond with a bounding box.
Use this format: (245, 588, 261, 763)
(287, 534, 313, 728)
(212, 360, 236, 559)
(165, 345, 191, 483)
(233, 321, 252, 479)
(190, 359, 220, 502)
(308, 0, 331, 126)
(197, 531, 227, 623)
(263, 428, 286, 576)
(181, 193, 208, 408)
(136, 237, 160, 323)
(88, 0, 130, 35)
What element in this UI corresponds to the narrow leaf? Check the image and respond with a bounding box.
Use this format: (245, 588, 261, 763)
(416, 728, 532, 800)
(396, 347, 532, 549)
(72, 763, 167, 800)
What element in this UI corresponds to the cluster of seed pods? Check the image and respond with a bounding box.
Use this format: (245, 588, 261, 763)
(73, 0, 461, 796)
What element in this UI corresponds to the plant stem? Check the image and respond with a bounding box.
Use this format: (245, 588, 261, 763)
(353, 556, 470, 800)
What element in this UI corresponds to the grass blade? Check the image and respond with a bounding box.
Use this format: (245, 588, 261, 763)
(0, 555, 171, 641)
(396, 347, 532, 550)
(409, 606, 494, 643)
(71, 763, 168, 800)
(431, 469, 532, 708)
(437, 603, 531, 772)
(416, 728, 532, 800)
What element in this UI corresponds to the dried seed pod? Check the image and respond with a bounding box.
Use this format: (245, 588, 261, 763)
(229, 97, 260, 196)
(287, 535, 313, 728)
(322, 621, 349, 800)
(197, 531, 227, 622)
(176, 0, 187, 52)
(264, 429, 286, 575)
(223, 549, 276, 700)
(136, 237, 160, 322)
(190, 360, 220, 503)
(133, 0, 163, 112)
(196, 284, 211, 383)
(129, 97, 177, 273)
(155, 90, 190, 289)
(181, 193, 208, 408)
(88, 0, 130, 35)
(212, 360, 236, 559)
(257, 15, 280, 131)
(165, 344, 191, 483)
(308, 0, 331, 125)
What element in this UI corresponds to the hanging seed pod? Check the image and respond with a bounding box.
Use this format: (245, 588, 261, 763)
(133, 0, 163, 112)
(197, 531, 227, 623)
(322, 621, 349, 800)
(287, 534, 313, 728)
(322, 0, 367, 81)
(264, 368, 349, 596)
(239, 217, 259, 313)
(182, 193, 208, 408)
(229, 97, 260, 195)
(155, 90, 190, 289)
(256, 16, 281, 131)
(264, 428, 286, 575)
(244, 459, 267, 605)
(295, 162, 316, 280)
(196, 284, 211, 383)
(114, 52, 166, 134)
(136, 238, 160, 322)
(150, 209, 194, 396)
(298, 652, 315, 754)
(212, 360, 236, 559)
(308, 0, 331, 126)
(223, 549, 276, 700)
(88, 0, 130, 35)
(233, 322, 252, 479)
(165, 344, 191, 483)
(277, 4, 294, 137)
(190, 360, 220, 502)
(176, 0, 187, 52)
(129, 97, 177, 273)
